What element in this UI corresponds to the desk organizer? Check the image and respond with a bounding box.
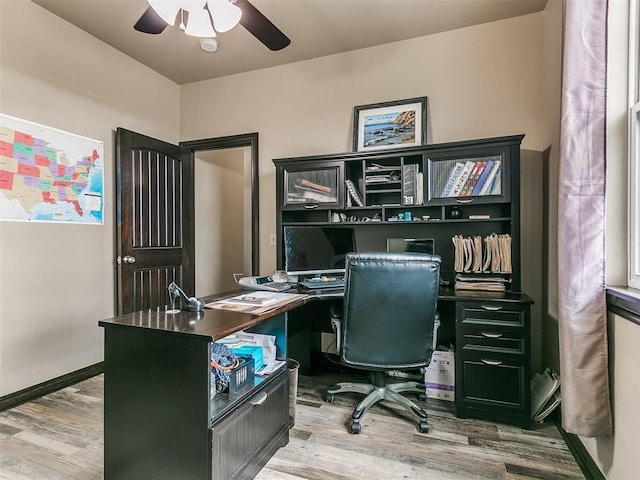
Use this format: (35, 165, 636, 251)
(227, 355, 255, 393)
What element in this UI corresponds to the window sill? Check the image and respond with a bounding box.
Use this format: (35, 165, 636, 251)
(606, 286, 640, 325)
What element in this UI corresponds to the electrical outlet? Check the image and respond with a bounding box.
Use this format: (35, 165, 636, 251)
(269, 233, 277, 246)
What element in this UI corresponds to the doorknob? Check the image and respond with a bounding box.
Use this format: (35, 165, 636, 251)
(117, 255, 136, 264)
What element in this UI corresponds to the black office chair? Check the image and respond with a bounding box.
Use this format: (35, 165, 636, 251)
(325, 252, 441, 434)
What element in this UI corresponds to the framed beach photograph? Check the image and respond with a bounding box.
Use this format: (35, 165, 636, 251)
(352, 97, 428, 152)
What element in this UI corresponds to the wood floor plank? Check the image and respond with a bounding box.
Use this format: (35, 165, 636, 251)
(0, 372, 584, 480)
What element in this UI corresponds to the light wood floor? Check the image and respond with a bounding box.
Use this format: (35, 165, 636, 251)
(0, 372, 584, 480)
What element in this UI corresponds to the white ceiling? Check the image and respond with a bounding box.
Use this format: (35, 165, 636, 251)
(32, 0, 548, 85)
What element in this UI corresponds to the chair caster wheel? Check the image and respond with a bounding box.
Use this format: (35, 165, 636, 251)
(419, 421, 430, 433)
(326, 393, 335, 402)
(418, 392, 427, 401)
(350, 422, 361, 434)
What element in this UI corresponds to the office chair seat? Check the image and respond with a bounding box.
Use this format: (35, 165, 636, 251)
(325, 252, 441, 434)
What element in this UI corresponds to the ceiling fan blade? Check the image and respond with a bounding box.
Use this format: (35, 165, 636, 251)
(134, 6, 168, 34)
(235, 0, 291, 51)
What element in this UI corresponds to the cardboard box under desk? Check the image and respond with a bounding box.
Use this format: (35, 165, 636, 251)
(424, 350, 455, 401)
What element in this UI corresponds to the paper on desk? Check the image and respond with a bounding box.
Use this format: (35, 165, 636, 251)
(224, 291, 280, 306)
(205, 292, 306, 314)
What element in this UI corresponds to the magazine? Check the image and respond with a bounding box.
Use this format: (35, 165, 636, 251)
(531, 367, 561, 421)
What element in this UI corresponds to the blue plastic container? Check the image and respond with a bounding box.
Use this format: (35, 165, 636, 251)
(230, 345, 264, 372)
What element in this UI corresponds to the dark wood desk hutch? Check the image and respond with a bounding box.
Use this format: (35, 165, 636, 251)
(273, 134, 534, 429)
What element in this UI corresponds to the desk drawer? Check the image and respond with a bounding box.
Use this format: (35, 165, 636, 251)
(457, 302, 527, 329)
(457, 355, 527, 409)
(210, 369, 288, 480)
(459, 329, 526, 355)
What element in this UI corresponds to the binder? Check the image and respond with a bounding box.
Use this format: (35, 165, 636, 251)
(345, 180, 364, 206)
(450, 160, 476, 197)
(442, 162, 464, 197)
(472, 160, 494, 195)
(480, 161, 501, 195)
(467, 161, 488, 196)
(402, 164, 418, 205)
(460, 161, 486, 196)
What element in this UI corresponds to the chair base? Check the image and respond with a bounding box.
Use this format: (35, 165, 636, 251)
(326, 372, 430, 434)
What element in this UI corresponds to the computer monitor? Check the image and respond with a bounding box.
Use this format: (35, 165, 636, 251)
(386, 237, 435, 255)
(284, 226, 356, 276)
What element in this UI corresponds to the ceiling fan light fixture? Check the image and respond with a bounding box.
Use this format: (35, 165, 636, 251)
(136, 0, 290, 51)
(184, 8, 216, 37)
(147, 0, 181, 26)
(178, 0, 208, 12)
(207, 0, 242, 33)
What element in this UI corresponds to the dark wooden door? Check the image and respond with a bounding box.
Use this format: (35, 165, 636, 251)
(116, 128, 194, 315)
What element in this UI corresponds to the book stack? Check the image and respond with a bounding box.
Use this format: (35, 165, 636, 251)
(454, 274, 511, 292)
(441, 158, 501, 198)
(531, 368, 561, 422)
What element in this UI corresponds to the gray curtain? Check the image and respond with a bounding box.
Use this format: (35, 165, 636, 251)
(557, 0, 612, 437)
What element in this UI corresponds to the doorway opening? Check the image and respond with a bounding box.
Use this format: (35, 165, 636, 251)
(181, 133, 259, 296)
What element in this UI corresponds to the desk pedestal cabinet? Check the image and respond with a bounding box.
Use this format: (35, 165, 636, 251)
(455, 297, 532, 429)
(100, 309, 290, 480)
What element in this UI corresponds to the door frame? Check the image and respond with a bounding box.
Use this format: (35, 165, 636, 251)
(181, 132, 259, 275)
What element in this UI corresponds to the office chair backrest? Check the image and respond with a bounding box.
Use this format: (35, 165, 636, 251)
(340, 252, 441, 370)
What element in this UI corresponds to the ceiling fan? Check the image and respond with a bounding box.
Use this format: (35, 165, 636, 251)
(134, 0, 291, 51)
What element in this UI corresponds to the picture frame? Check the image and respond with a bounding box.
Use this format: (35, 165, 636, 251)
(352, 97, 428, 152)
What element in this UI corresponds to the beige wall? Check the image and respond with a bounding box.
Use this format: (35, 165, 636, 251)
(194, 147, 248, 296)
(538, 0, 562, 386)
(581, 313, 640, 479)
(181, 12, 546, 276)
(542, 0, 563, 324)
(0, 0, 180, 396)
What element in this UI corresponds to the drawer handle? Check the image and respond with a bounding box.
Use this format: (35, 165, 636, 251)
(480, 304, 503, 311)
(456, 199, 474, 204)
(303, 204, 319, 209)
(481, 359, 503, 366)
(481, 332, 503, 338)
(250, 392, 268, 406)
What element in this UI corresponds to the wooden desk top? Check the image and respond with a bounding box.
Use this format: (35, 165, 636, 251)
(99, 288, 533, 341)
(98, 291, 311, 341)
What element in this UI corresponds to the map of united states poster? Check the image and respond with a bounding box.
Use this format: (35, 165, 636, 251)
(0, 114, 103, 224)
